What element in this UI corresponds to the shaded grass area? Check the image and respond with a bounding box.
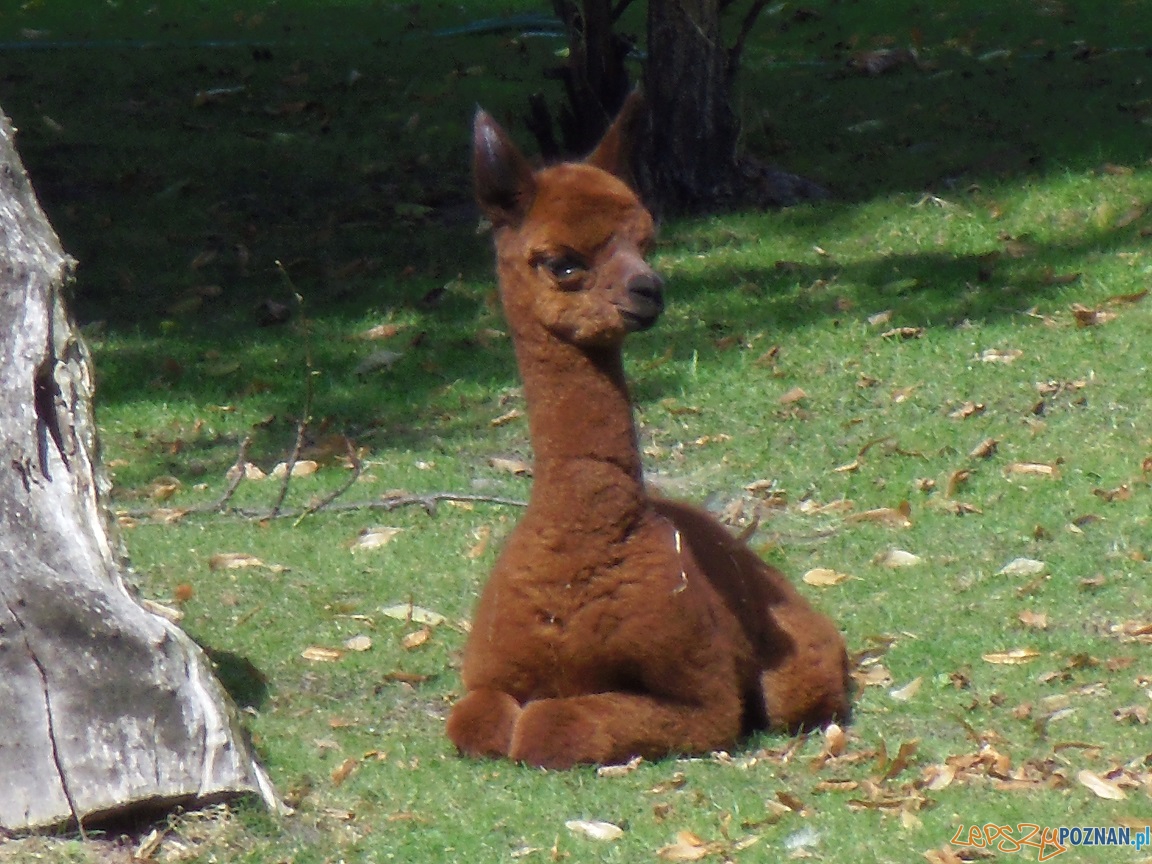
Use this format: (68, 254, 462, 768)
(1, 2, 1151, 863)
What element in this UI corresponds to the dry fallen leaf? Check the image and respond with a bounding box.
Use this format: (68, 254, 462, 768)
(982, 648, 1041, 665)
(380, 603, 446, 627)
(401, 627, 431, 650)
(803, 568, 853, 587)
(344, 634, 373, 652)
(270, 459, 319, 479)
(597, 756, 644, 778)
(890, 677, 923, 702)
(565, 820, 624, 842)
(979, 348, 1023, 363)
(331, 757, 358, 787)
(466, 525, 491, 560)
(847, 502, 912, 528)
(1070, 303, 1117, 327)
(998, 557, 1046, 576)
(1004, 461, 1059, 478)
(656, 831, 723, 861)
(208, 552, 267, 571)
(874, 548, 922, 568)
(778, 386, 807, 405)
(489, 456, 533, 476)
(1017, 610, 1049, 630)
(351, 526, 403, 552)
(1077, 769, 1127, 800)
(969, 437, 998, 460)
(301, 645, 344, 662)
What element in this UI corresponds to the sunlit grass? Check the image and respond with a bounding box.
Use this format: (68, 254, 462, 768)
(2, 1, 1151, 862)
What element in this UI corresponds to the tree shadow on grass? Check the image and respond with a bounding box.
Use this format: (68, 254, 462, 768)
(2, 2, 1150, 465)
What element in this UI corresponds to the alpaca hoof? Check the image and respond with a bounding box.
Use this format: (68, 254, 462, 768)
(509, 700, 609, 769)
(447, 689, 522, 759)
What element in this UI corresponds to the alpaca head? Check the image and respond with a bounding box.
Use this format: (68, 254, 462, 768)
(473, 95, 664, 349)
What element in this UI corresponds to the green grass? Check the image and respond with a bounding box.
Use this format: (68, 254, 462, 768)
(2, 1, 1151, 862)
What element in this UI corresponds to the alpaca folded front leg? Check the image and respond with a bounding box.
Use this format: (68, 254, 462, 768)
(508, 692, 741, 769)
(446, 688, 523, 759)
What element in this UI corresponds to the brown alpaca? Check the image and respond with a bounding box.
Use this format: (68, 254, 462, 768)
(447, 97, 851, 769)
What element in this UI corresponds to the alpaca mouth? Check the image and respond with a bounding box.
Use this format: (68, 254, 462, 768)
(618, 305, 662, 332)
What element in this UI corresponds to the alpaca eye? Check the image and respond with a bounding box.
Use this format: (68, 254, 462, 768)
(543, 255, 587, 283)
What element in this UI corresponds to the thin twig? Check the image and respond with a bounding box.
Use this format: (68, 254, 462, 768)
(728, 0, 769, 72)
(118, 492, 526, 523)
(213, 434, 252, 512)
(231, 492, 527, 522)
(269, 262, 313, 519)
(292, 437, 363, 527)
(610, 0, 636, 23)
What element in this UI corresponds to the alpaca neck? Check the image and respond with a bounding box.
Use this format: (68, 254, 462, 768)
(512, 322, 646, 531)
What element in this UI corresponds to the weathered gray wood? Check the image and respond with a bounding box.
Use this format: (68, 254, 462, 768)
(0, 108, 278, 832)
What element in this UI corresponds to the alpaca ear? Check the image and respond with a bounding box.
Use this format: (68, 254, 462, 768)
(585, 88, 644, 185)
(473, 108, 537, 228)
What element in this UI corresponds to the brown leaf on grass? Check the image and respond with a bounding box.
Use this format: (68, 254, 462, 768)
(401, 627, 431, 650)
(948, 401, 985, 420)
(331, 757, 358, 787)
(867, 309, 893, 327)
(1040, 267, 1081, 286)
(982, 648, 1040, 665)
(1017, 610, 1049, 630)
(596, 756, 644, 778)
(380, 603, 446, 626)
(847, 501, 912, 528)
(778, 386, 807, 405)
(853, 662, 894, 688)
(1111, 620, 1152, 643)
(489, 456, 532, 476)
(302, 645, 344, 662)
(1113, 705, 1149, 725)
(802, 568, 854, 587)
(465, 525, 491, 560)
(889, 677, 923, 702)
(873, 548, 922, 567)
(998, 557, 1046, 576)
(270, 459, 319, 478)
(656, 831, 724, 861)
(880, 326, 924, 340)
(351, 526, 403, 552)
(943, 468, 971, 497)
(923, 845, 964, 864)
(209, 552, 272, 571)
(343, 634, 372, 652)
(1004, 461, 1060, 478)
(358, 322, 402, 341)
(1070, 303, 1118, 327)
(1092, 484, 1131, 502)
(968, 438, 998, 460)
(979, 348, 1023, 363)
(1105, 288, 1149, 306)
(490, 409, 523, 427)
(1077, 769, 1127, 800)
(566, 820, 624, 842)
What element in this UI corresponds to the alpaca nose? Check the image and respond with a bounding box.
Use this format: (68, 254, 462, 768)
(622, 271, 664, 331)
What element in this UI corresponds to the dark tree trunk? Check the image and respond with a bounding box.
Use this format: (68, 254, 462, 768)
(527, 0, 636, 160)
(0, 106, 279, 832)
(531, 0, 829, 215)
(638, 0, 741, 212)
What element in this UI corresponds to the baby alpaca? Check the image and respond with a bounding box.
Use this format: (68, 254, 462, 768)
(447, 97, 851, 769)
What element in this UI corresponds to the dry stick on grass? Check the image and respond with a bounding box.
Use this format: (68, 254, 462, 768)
(292, 437, 362, 527)
(269, 263, 313, 519)
(212, 434, 252, 512)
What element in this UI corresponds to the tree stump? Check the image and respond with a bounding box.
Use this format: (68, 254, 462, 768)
(0, 107, 277, 832)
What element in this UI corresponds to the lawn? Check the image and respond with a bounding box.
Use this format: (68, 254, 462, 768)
(0, 1, 1150, 862)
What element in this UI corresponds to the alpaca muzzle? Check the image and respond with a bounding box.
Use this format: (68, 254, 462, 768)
(618, 271, 665, 332)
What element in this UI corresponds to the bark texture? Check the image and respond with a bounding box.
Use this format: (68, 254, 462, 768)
(0, 108, 277, 832)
